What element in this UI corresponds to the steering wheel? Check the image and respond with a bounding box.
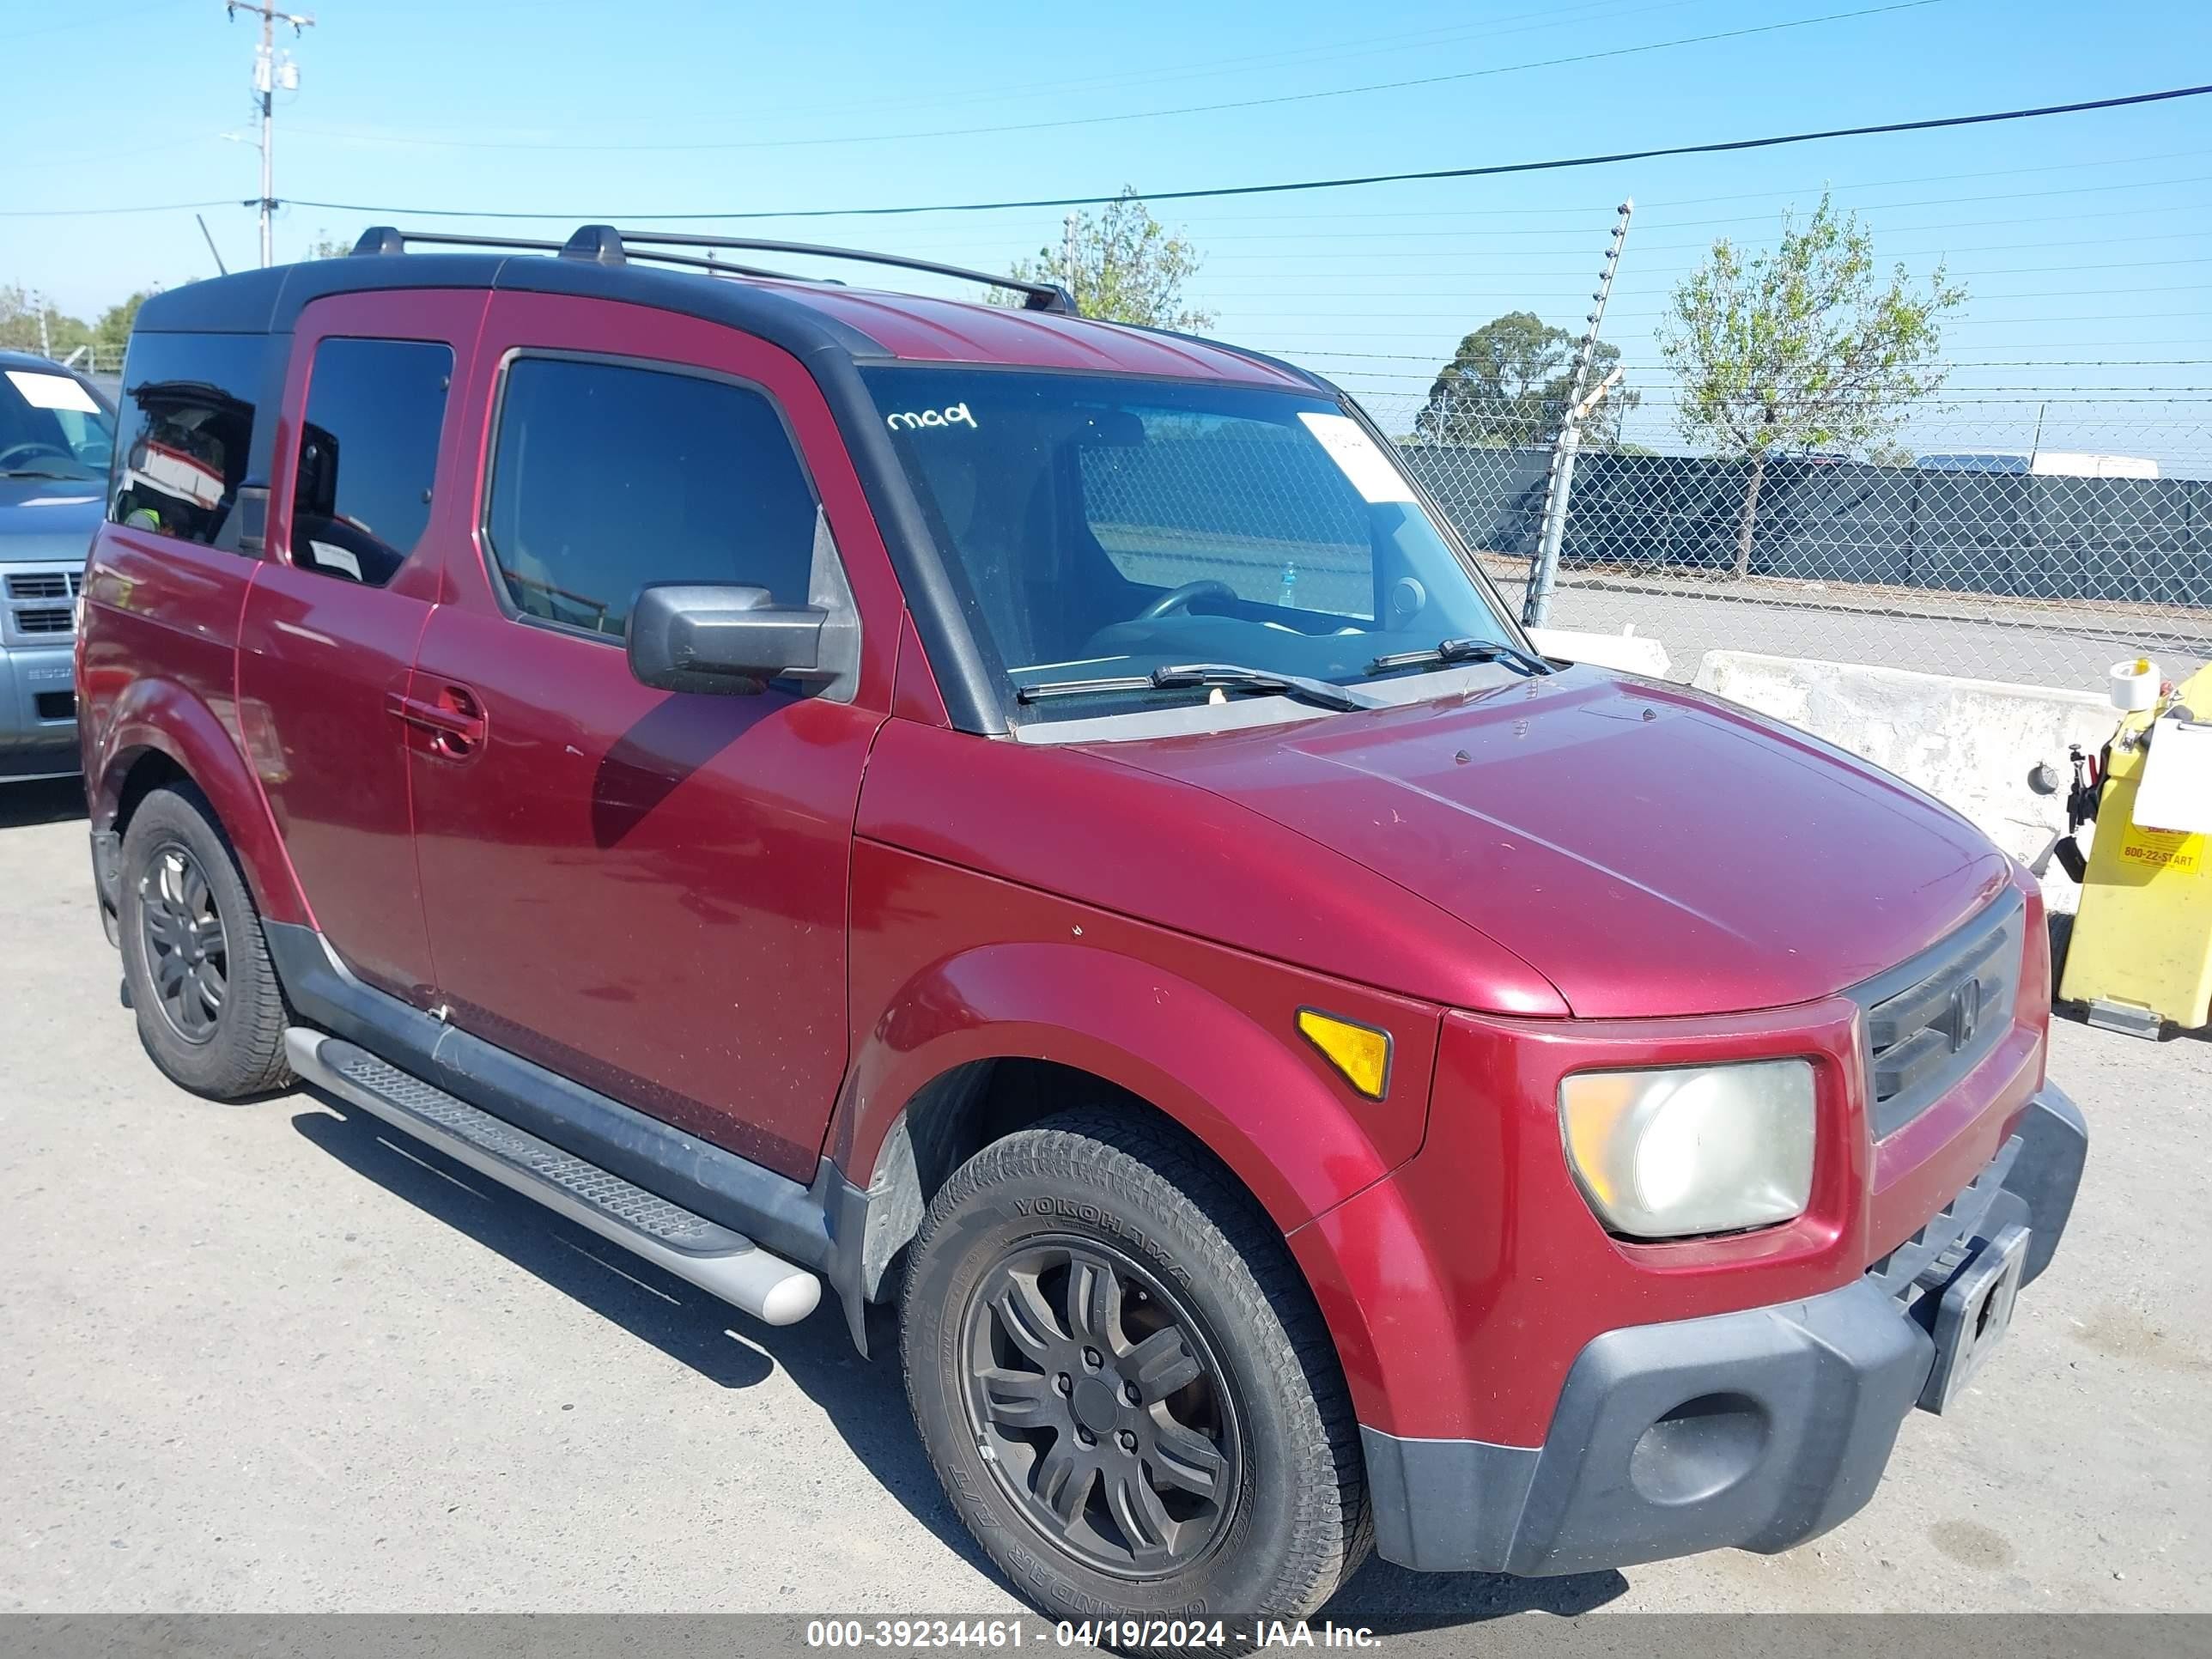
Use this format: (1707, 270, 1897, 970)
(0, 441, 76, 471)
(1136, 579, 1238, 622)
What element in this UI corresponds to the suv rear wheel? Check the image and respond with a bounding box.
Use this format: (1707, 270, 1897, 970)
(902, 1111, 1369, 1635)
(118, 783, 293, 1099)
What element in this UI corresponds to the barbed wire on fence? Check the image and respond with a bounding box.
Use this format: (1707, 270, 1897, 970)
(1206, 164, 2212, 697)
(1361, 391, 2212, 690)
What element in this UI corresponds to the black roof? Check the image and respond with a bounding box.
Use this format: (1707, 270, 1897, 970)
(129, 225, 1330, 393)
(135, 251, 894, 363)
(123, 228, 1338, 741)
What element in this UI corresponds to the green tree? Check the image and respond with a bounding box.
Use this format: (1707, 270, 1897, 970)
(1659, 193, 1965, 577)
(1414, 310, 1635, 449)
(0, 287, 93, 356)
(1006, 190, 1213, 330)
(92, 292, 153, 354)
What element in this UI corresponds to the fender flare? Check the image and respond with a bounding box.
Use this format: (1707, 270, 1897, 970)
(830, 940, 1417, 1303)
(93, 677, 311, 928)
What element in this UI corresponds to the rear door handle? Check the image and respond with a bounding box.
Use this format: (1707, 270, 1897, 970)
(386, 685, 487, 757)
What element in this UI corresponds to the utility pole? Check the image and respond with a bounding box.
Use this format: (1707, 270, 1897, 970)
(1523, 199, 1632, 629)
(228, 2, 313, 268)
(1063, 212, 1080, 314)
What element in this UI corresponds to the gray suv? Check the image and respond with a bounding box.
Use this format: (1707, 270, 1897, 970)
(1, 349, 112, 781)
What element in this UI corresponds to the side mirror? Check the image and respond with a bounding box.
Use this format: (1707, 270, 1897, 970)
(626, 583, 828, 696)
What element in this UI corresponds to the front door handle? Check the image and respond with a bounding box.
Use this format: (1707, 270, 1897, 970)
(387, 685, 487, 757)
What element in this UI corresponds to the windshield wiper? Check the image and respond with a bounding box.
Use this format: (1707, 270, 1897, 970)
(1365, 636, 1553, 678)
(3, 468, 94, 481)
(1018, 661, 1377, 713)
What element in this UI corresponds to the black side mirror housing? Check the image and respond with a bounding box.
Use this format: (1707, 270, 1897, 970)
(626, 584, 832, 696)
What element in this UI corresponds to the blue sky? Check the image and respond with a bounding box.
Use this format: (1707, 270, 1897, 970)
(7, 0, 2210, 467)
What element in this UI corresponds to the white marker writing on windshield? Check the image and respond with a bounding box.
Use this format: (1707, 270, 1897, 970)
(884, 403, 977, 432)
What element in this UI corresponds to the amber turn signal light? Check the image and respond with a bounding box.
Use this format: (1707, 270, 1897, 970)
(1296, 1008, 1392, 1100)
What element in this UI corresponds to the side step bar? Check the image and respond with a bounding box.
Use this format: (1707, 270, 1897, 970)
(285, 1029, 821, 1326)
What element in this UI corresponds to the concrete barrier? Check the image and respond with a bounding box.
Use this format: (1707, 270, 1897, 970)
(1529, 625, 1671, 678)
(1692, 650, 2115, 911)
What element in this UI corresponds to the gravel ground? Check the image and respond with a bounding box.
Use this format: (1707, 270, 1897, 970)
(3, 775, 2206, 1629)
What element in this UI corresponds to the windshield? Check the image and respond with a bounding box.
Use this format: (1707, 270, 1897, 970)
(863, 367, 1522, 725)
(1, 367, 116, 482)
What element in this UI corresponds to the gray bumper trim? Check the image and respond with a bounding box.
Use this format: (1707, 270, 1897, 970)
(1364, 1081, 2086, 1577)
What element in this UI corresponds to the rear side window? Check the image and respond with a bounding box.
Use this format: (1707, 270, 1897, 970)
(289, 337, 453, 586)
(483, 356, 817, 640)
(110, 332, 268, 549)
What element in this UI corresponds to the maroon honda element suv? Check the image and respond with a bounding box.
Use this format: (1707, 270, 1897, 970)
(76, 225, 2085, 1632)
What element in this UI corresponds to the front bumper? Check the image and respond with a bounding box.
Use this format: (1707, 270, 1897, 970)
(1363, 1081, 2087, 1577)
(0, 642, 79, 777)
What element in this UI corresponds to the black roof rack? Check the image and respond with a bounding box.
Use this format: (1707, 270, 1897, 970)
(350, 224, 1076, 313)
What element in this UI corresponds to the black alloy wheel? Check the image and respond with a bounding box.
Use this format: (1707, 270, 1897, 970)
(902, 1113, 1370, 1632)
(961, 1236, 1241, 1577)
(118, 782, 293, 1099)
(138, 838, 228, 1044)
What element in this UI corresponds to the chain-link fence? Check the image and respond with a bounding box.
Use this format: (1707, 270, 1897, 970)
(1370, 403, 2212, 688)
(1167, 171, 2212, 696)
(10, 343, 127, 376)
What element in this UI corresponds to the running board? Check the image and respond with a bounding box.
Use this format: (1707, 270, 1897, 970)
(285, 1029, 821, 1326)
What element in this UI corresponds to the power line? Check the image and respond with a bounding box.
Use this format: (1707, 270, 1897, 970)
(1156, 230, 2212, 272)
(0, 198, 235, 220)
(1042, 195, 2210, 251)
(300, 0, 1709, 142)
(1258, 334, 2212, 349)
(1010, 145, 2212, 227)
(1314, 368, 2212, 387)
(280, 82, 2212, 222)
(19, 83, 2212, 227)
(1237, 308, 2212, 324)
(279, 2, 1948, 155)
(1285, 351, 2212, 367)
(1204, 258, 2212, 294)
(1, 0, 167, 46)
(1042, 188, 2212, 253)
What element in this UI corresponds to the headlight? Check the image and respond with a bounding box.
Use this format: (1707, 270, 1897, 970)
(1559, 1060, 1815, 1240)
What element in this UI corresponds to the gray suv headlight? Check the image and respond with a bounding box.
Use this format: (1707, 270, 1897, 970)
(1559, 1060, 1816, 1240)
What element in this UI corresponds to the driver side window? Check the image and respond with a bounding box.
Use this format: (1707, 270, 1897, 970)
(1078, 415, 1376, 619)
(483, 356, 818, 640)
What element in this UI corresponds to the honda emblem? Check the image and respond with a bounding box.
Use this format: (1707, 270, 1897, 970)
(1948, 978, 1982, 1052)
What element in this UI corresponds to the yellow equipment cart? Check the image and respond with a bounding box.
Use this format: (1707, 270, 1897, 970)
(2059, 660, 2212, 1036)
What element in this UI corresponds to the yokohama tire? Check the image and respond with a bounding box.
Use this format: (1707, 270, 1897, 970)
(902, 1109, 1370, 1642)
(118, 782, 294, 1100)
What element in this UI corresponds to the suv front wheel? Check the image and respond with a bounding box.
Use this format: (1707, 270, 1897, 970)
(118, 782, 294, 1099)
(902, 1111, 1370, 1633)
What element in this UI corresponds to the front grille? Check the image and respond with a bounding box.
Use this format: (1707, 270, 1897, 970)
(4, 567, 82, 641)
(1850, 890, 2024, 1139)
(4, 570, 79, 601)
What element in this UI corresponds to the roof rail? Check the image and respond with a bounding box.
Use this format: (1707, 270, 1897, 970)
(351, 227, 562, 257)
(348, 224, 1075, 313)
(604, 229, 1075, 313)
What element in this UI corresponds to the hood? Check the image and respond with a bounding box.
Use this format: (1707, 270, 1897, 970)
(1087, 667, 2011, 1018)
(0, 475, 105, 563)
